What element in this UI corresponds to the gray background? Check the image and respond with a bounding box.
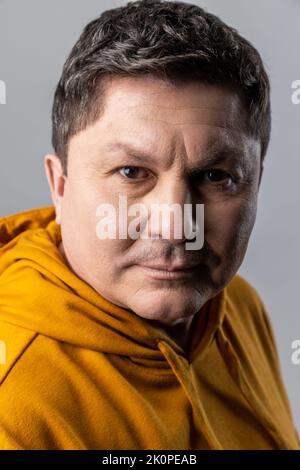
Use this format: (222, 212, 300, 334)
(0, 0, 299, 432)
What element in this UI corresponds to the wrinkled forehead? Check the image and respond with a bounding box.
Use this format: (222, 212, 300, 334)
(103, 80, 248, 123)
(69, 79, 259, 169)
(99, 80, 250, 144)
(112, 103, 241, 131)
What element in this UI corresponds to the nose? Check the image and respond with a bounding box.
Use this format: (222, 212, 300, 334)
(146, 178, 198, 245)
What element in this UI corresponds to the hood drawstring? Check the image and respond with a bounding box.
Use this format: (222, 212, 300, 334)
(215, 325, 294, 450)
(158, 339, 223, 450)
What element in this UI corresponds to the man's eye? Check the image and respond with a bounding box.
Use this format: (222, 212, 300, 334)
(119, 166, 149, 180)
(203, 169, 232, 184)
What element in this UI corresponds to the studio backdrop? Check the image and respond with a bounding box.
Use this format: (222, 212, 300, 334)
(0, 0, 299, 432)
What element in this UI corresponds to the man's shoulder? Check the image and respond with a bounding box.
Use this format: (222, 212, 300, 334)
(0, 319, 38, 385)
(225, 273, 270, 330)
(222, 274, 299, 447)
(224, 273, 281, 370)
(0, 206, 55, 248)
(224, 273, 279, 356)
(226, 273, 264, 308)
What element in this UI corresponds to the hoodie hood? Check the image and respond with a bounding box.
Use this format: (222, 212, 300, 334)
(0, 206, 298, 450)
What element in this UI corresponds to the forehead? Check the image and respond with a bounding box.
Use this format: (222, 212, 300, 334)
(101, 76, 248, 129)
(69, 76, 258, 165)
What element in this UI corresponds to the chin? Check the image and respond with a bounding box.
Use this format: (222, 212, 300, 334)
(128, 287, 206, 324)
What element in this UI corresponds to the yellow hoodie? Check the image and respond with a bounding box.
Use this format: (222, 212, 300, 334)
(0, 206, 299, 450)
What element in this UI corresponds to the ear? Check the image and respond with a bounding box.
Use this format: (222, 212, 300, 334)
(44, 154, 66, 225)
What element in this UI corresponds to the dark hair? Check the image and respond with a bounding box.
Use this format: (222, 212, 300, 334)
(52, 0, 271, 175)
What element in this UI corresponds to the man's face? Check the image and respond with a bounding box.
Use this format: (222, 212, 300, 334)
(47, 76, 262, 325)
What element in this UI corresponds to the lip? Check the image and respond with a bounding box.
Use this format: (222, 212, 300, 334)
(137, 262, 202, 280)
(139, 261, 201, 271)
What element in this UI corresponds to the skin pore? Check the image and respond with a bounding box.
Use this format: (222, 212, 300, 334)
(44, 76, 263, 352)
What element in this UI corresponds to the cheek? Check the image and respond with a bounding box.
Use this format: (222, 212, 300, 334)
(62, 176, 116, 242)
(204, 196, 257, 258)
(62, 177, 138, 277)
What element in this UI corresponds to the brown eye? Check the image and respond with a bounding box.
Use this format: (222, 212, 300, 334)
(119, 166, 149, 179)
(204, 169, 232, 183)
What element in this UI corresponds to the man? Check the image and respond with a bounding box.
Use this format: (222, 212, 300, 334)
(0, 0, 299, 450)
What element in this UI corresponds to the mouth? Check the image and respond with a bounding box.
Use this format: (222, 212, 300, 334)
(137, 261, 203, 280)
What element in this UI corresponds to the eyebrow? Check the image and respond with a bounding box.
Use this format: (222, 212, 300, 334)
(101, 142, 156, 165)
(100, 141, 247, 173)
